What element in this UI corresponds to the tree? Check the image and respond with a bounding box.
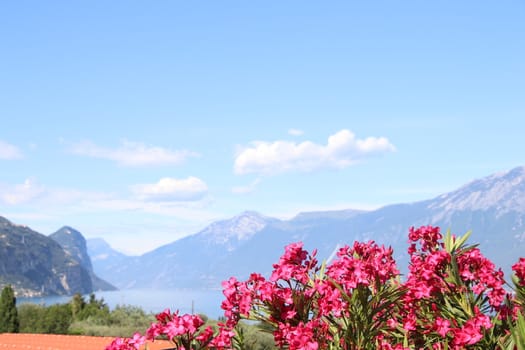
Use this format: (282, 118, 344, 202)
(18, 303, 46, 333)
(70, 293, 86, 320)
(0, 285, 19, 333)
(42, 304, 72, 334)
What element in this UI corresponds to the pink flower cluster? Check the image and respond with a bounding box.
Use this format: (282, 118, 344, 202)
(146, 309, 208, 342)
(219, 239, 401, 349)
(327, 240, 399, 291)
(107, 226, 525, 350)
(106, 333, 145, 350)
(384, 226, 512, 348)
(513, 257, 525, 287)
(106, 308, 233, 350)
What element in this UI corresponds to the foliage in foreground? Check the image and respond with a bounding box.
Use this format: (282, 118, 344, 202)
(17, 293, 155, 337)
(0, 284, 19, 333)
(16, 292, 270, 343)
(107, 226, 525, 350)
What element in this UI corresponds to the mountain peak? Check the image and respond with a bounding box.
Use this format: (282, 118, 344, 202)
(201, 211, 275, 243)
(234, 210, 267, 220)
(50, 226, 92, 271)
(429, 166, 525, 214)
(502, 165, 525, 180)
(55, 226, 83, 237)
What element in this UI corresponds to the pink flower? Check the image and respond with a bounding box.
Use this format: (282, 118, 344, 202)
(451, 323, 483, 347)
(326, 240, 399, 293)
(408, 225, 443, 252)
(274, 322, 319, 350)
(145, 309, 207, 345)
(402, 314, 417, 331)
(456, 247, 506, 309)
(512, 257, 525, 286)
(208, 324, 235, 349)
(128, 333, 146, 348)
(195, 325, 214, 342)
(105, 333, 145, 350)
(387, 318, 398, 329)
(270, 242, 317, 284)
(313, 279, 345, 317)
(434, 317, 450, 337)
(221, 276, 252, 326)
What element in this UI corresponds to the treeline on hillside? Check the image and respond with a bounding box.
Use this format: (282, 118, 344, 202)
(17, 293, 154, 337)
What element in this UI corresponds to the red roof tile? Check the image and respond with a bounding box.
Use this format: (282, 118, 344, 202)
(0, 333, 173, 350)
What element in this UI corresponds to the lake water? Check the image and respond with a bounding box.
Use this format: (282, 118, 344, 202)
(17, 288, 226, 319)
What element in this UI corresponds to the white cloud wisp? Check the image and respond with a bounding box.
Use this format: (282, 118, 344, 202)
(232, 178, 261, 194)
(0, 178, 45, 205)
(132, 176, 209, 202)
(69, 140, 198, 166)
(234, 129, 395, 175)
(288, 128, 304, 136)
(0, 140, 23, 160)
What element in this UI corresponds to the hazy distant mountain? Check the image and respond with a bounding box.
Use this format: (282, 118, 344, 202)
(90, 211, 279, 289)
(0, 217, 93, 297)
(86, 237, 138, 289)
(87, 237, 129, 266)
(50, 227, 116, 292)
(429, 166, 525, 215)
(89, 166, 525, 290)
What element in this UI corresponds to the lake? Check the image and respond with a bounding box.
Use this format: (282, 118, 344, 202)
(17, 288, 226, 319)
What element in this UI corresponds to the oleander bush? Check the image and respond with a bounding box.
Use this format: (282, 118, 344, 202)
(106, 226, 525, 350)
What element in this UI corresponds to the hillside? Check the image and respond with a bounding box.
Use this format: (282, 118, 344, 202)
(0, 217, 93, 297)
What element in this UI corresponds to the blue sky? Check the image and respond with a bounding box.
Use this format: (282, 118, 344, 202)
(1, 1, 524, 254)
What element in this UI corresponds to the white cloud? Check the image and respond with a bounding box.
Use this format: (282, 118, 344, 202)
(288, 128, 304, 136)
(232, 178, 261, 194)
(0, 178, 219, 251)
(234, 129, 396, 175)
(0, 177, 210, 216)
(132, 176, 208, 201)
(69, 140, 198, 166)
(0, 179, 112, 206)
(0, 178, 45, 205)
(0, 140, 23, 160)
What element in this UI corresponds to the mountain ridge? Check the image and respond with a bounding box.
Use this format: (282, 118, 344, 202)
(428, 166, 525, 214)
(88, 165, 525, 290)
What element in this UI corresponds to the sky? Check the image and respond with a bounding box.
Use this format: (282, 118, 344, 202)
(0, 1, 524, 254)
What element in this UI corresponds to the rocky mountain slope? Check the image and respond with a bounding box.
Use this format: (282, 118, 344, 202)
(50, 227, 116, 291)
(91, 166, 525, 290)
(0, 218, 93, 297)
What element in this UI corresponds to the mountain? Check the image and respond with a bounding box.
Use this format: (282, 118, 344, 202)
(49, 227, 116, 292)
(0, 217, 93, 297)
(86, 237, 138, 289)
(87, 237, 130, 270)
(90, 166, 525, 290)
(50, 227, 93, 271)
(90, 211, 279, 289)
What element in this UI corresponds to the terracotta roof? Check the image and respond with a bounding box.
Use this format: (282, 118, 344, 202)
(0, 333, 173, 350)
